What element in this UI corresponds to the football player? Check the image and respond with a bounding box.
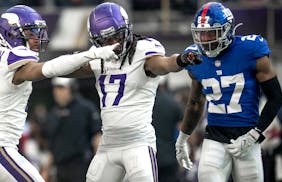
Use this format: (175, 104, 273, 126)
(175, 2, 282, 182)
(63, 2, 201, 182)
(0, 5, 118, 182)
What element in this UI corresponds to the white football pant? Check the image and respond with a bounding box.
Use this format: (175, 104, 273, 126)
(0, 147, 45, 182)
(198, 139, 263, 182)
(86, 145, 158, 182)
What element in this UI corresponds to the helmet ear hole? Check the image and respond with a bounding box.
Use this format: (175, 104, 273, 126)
(6, 31, 12, 38)
(7, 32, 14, 40)
(7, 29, 17, 38)
(11, 30, 18, 37)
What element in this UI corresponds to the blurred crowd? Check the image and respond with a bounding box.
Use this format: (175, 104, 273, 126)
(1, 0, 282, 9)
(0, 0, 193, 8)
(0, 0, 101, 7)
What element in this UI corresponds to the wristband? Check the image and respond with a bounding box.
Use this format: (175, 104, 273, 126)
(176, 131, 190, 145)
(254, 127, 265, 143)
(176, 54, 189, 67)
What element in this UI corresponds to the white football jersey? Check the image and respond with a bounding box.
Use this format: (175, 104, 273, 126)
(89, 38, 165, 151)
(0, 46, 38, 147)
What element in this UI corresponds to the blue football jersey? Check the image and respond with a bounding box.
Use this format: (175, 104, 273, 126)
(185, 35, 270, 127)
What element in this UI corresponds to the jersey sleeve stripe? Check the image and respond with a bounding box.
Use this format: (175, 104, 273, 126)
(7, 52, 38, 71)
(145, 51, 163, 56)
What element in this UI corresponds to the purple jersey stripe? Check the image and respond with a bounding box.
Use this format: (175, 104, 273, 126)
(152, 147, 158, 182)
(7, 51, 38, 66)
(0, 147, 34, 182)
(145, 38, 153, 41)
(145, 51, 160, 56)
(148, 146, 158, 182)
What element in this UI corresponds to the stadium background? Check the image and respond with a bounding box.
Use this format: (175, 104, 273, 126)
(1, 0, 281, 110)
(1, 0, 282, 181)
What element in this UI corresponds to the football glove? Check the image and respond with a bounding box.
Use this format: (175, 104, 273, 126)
(226, 128, 264, 157)
(182, 51, 202, 65)
(87, 43, 119, 61)
(175, 131, 193, 170)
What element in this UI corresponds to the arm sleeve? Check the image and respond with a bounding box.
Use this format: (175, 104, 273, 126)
(257, 77, 282, 132)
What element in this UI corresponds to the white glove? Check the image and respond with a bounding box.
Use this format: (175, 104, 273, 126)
(175, 131, 193, 170)
(226, 128, 261, 157)
(87, 43, 119, 61)
(42, 43, 119, 78)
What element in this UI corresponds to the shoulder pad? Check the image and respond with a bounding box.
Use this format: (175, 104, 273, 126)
(7, 46, 39, 71)
(138, 38, 165, 58)
(184, 44, 198, 53)
(239, 35, 270, 58)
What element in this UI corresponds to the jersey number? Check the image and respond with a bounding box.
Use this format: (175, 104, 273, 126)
(202, 73, 245, 114)
(99, 74, 126, 107)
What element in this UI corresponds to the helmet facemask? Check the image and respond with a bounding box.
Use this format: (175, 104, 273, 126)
(191, 21, 233, 58)
(89, 24, 133, 60)
(21, 20, 49, 52)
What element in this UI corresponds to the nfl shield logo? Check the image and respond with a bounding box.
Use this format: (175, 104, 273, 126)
(215, 60, 221, 67)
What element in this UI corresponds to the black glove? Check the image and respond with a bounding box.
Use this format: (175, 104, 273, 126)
(176, 52, 202, 67)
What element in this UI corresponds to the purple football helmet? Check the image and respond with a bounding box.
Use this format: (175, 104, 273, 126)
(0, 5, 49, 52)
(87, 2, 133, 59)
(191, 2, 234, 57)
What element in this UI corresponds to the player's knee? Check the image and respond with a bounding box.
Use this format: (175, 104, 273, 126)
(198, 163, 229, 182)
(86, 177, 96, 182)
(235, 173, 263, 182)
(126, 168, 157, 182)
(127, 175, 155, 182)
(234, 168, 263, 182)
(198, 169, 222, 182)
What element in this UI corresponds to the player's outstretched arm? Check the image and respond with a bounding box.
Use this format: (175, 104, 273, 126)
(144, 51, 202, 76)
(12, 43, 119, 84)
